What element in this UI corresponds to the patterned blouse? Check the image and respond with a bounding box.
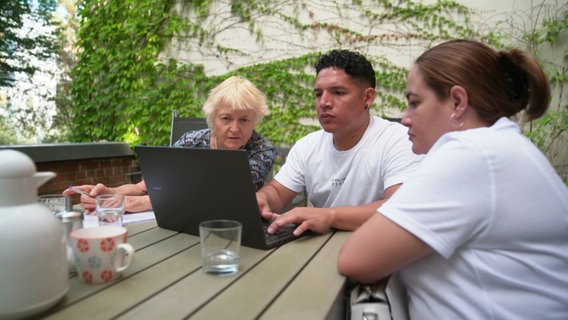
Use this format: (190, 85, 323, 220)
(173, 129, 277, 190)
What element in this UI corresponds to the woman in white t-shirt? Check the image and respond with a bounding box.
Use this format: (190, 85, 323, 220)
(338, 39, 568, 319)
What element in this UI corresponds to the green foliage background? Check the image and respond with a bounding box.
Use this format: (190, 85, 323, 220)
(0, 0, 59, 87)
(66, 0, 566, 181)
(69, 0, 487, 147)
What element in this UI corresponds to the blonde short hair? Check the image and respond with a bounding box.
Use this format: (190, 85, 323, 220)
(202, 76, 269, 128)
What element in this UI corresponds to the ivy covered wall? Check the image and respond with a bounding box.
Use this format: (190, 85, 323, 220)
(68, 0, 567, 180)
(70, 0, 489, 145)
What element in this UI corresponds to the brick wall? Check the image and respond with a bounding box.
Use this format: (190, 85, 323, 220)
(37, 156, 141, 200)
(1, 143, 142, 205)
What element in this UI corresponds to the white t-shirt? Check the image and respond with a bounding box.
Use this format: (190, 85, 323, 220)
(380, 117, 568, 319)
(275, 116, 421, 208)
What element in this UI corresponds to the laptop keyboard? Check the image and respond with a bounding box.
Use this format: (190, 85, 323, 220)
(262, 221, 297, 247)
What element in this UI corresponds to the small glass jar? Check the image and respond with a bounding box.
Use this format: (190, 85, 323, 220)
(55, 210, 84, 274)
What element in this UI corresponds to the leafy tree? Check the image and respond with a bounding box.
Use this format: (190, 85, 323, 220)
(0, 0, 58, 87)
(0, 0, 61, 144)
(51, 0, 81, 142)
(0, 116, 18, 144)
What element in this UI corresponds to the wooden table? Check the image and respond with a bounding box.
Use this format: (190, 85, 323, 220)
(40, 220, 350, 319)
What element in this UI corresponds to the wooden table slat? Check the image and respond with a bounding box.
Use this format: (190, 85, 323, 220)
(124, 219, 158, 236)
(188, 233, 334, 319)
(116, 245, 274, 319)
(44, 230, 199, 318)
(260, 231, 350, 320)
(38, 221, 349, 319)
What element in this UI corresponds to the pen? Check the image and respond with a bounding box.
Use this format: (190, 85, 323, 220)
(67, 186, 95, 198)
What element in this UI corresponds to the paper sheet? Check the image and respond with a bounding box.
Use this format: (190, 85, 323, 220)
(83, 211, 156, 228)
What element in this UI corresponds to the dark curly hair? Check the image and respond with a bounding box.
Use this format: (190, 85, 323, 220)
(315, 49, 376, 89)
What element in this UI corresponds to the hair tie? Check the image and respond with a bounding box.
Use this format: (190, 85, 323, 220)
(498, 55, 528, 103)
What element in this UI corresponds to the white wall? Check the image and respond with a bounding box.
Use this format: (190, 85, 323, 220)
(163, 0, 567, 179)
(165, 0, 554, 75)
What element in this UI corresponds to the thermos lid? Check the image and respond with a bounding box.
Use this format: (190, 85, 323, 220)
(55, 210, 84, 223)
(0, 150, 55, 206)
(0, 149, 36, 178)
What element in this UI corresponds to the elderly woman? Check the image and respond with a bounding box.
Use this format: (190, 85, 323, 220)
(65, 76, 277, 213)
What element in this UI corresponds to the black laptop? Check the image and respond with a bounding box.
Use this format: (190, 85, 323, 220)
(134, 146, 300, 250)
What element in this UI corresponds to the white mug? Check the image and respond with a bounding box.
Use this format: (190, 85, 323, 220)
(70, 226, 135, 284)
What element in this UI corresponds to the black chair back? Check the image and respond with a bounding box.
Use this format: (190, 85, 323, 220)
(170, 110, 208, 146)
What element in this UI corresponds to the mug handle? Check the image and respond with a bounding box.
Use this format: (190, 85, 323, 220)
(114, 243, 135, 273)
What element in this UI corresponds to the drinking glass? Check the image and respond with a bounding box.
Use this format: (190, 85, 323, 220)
(96, 194, 125, 227)
(199, 219, 242, 275)
(38, 194, 71, 215)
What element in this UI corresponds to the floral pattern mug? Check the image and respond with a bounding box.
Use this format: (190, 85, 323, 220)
(70, 226, 135, 284)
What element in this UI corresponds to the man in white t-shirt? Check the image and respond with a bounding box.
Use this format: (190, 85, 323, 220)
(256, 49, 421, 236)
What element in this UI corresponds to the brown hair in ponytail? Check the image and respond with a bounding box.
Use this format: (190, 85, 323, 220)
(415, 39, 550, 123)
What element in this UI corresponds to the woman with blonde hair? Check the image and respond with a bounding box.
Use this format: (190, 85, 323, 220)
(66, 76, 277, 212)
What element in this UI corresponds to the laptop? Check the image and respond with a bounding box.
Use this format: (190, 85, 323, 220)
(134, 146, 301, 250)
